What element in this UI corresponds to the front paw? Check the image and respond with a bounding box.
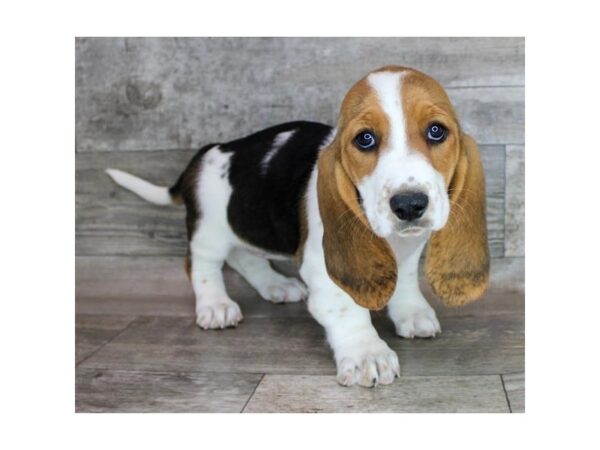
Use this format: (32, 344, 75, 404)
(335, 338, 400, 387)
(392, 306, 441, 338)
(196, 299, 243, 329)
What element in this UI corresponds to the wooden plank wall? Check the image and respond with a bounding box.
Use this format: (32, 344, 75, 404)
(76, 37, 524, 260)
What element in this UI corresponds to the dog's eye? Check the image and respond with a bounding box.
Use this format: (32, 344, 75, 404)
(354, 130, 378, 151)
(426, 123, 447, 144)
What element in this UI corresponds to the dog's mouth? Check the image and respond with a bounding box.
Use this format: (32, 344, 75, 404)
(395, 220, 431, 237)
(398, 226, 426, 236)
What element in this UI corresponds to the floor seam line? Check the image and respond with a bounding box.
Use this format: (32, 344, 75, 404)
(500, 374, 513, 413)
(76, 317, 139, 368)
(241, 373, 265, 413)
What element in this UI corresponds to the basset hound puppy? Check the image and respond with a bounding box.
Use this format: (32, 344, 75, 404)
(107, 65, 489, 387)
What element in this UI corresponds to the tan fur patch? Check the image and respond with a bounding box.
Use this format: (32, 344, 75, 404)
(336, 78, 390, 186)
(424, 134, 490, 306)
(400, 69, 462, 182)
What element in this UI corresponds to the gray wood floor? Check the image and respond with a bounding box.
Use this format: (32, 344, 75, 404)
(75, 258, 524, 413)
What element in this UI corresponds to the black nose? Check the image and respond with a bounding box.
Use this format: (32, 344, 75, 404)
(389, 191, 429, 221)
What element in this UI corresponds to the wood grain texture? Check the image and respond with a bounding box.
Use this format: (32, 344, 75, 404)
(76, 37, 524, 152)
(79, 316, 334, 374)
(502, 372, 525, 413)
(76, 256, 312, 318)
(75, 256, 523, 412)
(76, 368, 262, 412)
(75, 256, 523, 317)
(78, 309, 523, 377)
(243, 374, 509, 413)
(480, 144, 505, 257)
(75, 145, 505, 257)
(505, 145, 525, 256)
(76, 150, 189, 256)
(76, 256, 195, 316)
(76, 315, 137, 364)
(384, 314, 524, 377)
(449, 87, 524, 145)
(487, 256, 525, 293)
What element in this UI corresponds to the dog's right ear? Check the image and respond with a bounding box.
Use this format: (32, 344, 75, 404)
(317, 141, 397, 311)
(425, 133, 490, 306)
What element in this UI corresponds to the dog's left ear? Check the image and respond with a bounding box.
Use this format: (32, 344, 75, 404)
(425, 133, 490, 306)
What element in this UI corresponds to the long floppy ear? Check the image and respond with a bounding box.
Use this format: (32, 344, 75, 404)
(317, 144, 397, 310)
(425, 133, 490, 306)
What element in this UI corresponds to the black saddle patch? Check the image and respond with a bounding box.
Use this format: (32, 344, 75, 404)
(221, 121, 333, 255)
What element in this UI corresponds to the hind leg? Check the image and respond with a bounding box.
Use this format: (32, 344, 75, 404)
(226, 248, 307, 303)
(189, 229, 243, 330)
(184, 145, 244, 329)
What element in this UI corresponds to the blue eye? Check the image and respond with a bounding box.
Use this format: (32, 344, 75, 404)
(354, 131, 377, 150)
(426, 123, 447, 144)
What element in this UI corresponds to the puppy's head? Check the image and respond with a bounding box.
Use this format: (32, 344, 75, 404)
(318, 66, 489, 310)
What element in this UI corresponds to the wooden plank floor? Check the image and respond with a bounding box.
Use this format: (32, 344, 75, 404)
(76, 258, 524, 413)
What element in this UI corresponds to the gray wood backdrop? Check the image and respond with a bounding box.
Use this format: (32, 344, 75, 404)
(75, 37, 524, 260)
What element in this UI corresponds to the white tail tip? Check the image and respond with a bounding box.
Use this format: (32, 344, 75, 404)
(106, 168, 173, 206)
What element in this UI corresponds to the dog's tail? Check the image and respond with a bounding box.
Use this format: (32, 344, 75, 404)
(105, 168, 182, 206)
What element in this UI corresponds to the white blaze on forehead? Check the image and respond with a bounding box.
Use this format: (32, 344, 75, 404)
(366, 71, 408, 155)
